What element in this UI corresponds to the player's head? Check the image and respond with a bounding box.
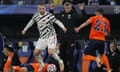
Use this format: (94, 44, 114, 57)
(3, 44, 14, 56)
(47, 64, 57, 72)
(38, 3, 46, 15)
(95, 8, 103, 16)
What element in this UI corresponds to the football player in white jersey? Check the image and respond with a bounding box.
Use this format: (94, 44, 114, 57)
(21, 3, 67, 72)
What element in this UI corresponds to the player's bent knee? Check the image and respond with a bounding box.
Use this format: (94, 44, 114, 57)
(48, 48, 54, 55)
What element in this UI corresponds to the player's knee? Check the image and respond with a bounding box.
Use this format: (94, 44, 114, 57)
(34, 49, 40, 56)
(48, 48, 54, 55)
(21, 67, 28, 72)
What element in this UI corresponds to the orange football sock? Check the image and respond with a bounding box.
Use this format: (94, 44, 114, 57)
(101, 54, 111, 71)
(83, 54, 96, 61)
(82, 54, 92, 72)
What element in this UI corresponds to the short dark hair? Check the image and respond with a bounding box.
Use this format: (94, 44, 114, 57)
(110, 41, 117, 45)
(96, 8, 103, 14)
(4, 44, 14, 52)
(64, 2, 72, 6)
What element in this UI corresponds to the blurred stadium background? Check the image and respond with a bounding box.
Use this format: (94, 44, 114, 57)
(0, 0, 120, 72)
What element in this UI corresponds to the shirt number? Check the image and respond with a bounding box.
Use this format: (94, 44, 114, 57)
(94, 19, 107, 32)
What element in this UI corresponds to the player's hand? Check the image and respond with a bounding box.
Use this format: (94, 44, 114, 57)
(21, 30, 26, 35)
(108, 70, 111, 72)
(63, 28, 67, 33)
(74, 27, 80, 33)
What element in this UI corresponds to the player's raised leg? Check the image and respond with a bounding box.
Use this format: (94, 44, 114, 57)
(48, 35, 64, 71)
(34, 38, 48, 71)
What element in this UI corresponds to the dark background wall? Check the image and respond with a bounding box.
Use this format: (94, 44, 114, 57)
(0, 14, 39, 40)
(0, 14, 120, 40)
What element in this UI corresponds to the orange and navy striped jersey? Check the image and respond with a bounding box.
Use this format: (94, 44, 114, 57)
(28, 63, 49, 72)
(88, 15, 110, 41)
(12, 63, 49, 72)
(30, 63, 40, 72)
(4, 52, 21, 72)
(4, 56, 12, 72)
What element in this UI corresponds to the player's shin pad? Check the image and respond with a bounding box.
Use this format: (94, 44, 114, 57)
(35, 55, 44, 71)
(51, 53, 64, 71)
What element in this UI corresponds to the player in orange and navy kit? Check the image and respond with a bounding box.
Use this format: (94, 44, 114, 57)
(12, 63, 50, 72)
(3, 45, 21, 72)
(3, 44, 57, 72)
(75, 8, 111, 72)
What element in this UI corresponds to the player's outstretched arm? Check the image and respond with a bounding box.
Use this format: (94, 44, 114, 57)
(50, 14, 67, 33)
(21, 18, 35, 35)
(74, 19, 90, 32)
(55, 19, 67, 33)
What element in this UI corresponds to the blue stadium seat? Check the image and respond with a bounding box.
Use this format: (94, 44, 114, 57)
(18, 41, 34, 63)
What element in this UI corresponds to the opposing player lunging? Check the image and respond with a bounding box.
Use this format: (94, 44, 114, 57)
(75, 8, 111, 72)
(21, 3, 67, 72)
